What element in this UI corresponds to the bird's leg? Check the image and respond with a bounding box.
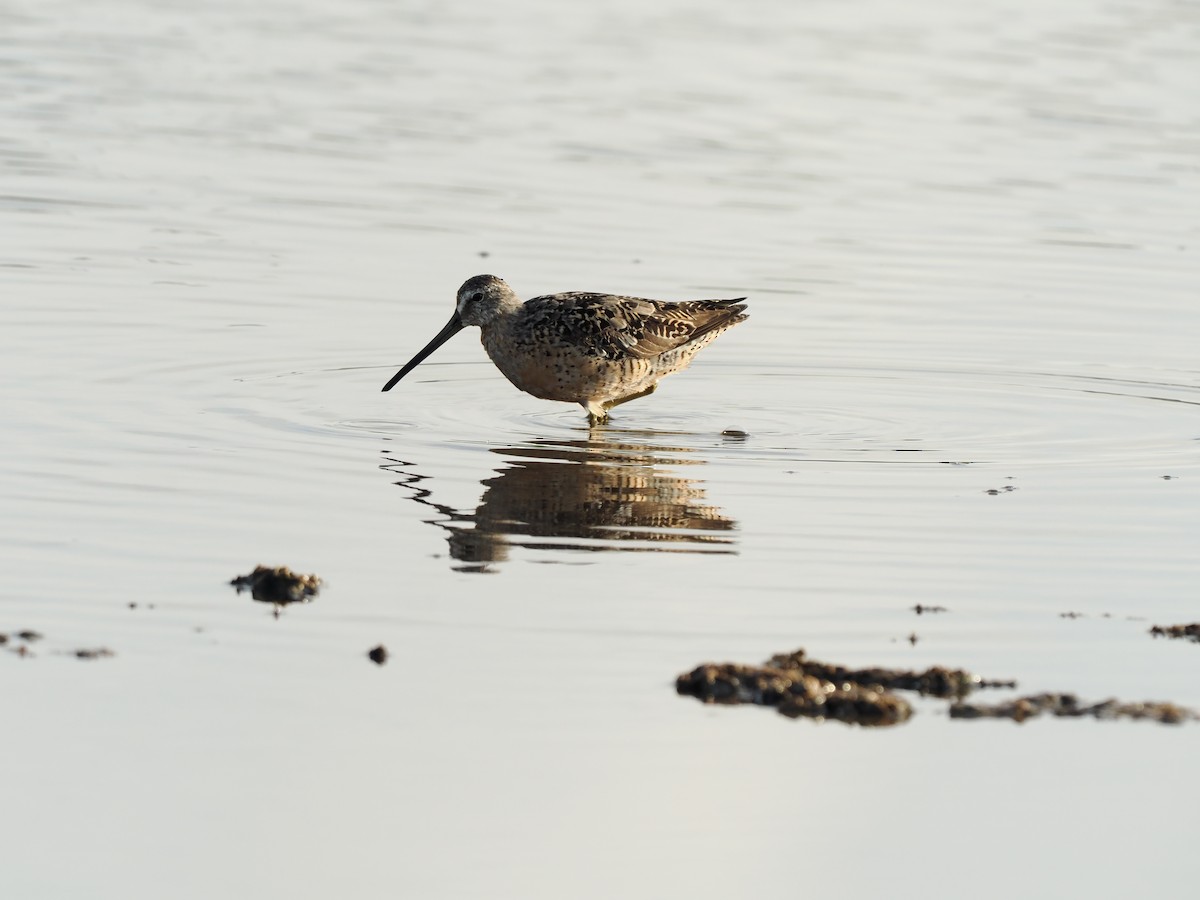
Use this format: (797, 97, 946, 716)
(584, 400, 609, 426)
(583, 384, 656, 424)
(603, 383, 657, 411)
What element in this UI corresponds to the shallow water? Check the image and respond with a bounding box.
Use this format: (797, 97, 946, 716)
(4, 0, 1199, 897)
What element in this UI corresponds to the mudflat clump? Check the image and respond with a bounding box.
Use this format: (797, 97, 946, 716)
(763, 648, 1013, 698)
(1149, 623, 1200, 643)
(951, 693, 1196, 725)
(676, 648, 1014, 727)
(675, 662, 910, 727)
(777, 678, 912, 727)
(678, 649, 1196, 727)
(231, 565, 322, 608)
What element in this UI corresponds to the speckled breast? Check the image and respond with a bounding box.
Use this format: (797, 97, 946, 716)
(484, 328, 652, 400)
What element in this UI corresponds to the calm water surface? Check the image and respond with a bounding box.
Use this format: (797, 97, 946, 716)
(4, 0, 1199, 897)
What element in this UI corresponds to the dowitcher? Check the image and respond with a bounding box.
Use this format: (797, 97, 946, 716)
(382, 275, 748, 423)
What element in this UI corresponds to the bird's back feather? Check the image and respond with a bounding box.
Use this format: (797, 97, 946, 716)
(520, 293, 748, 362)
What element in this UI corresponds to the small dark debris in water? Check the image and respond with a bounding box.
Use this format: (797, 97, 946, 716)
(231, 565, 322, 612)
(721, 429, 749, 441)
(951, 693, 1196, 725)
(1060, 611, 1084, 619)
(129, 602, 137, 609)
(913, 604, 947, 615)
(1161, 475, 1175, 480)
(367, 645, 389, 665)
(984, 486, 1017, 495)
(908, 632, 919, 646)
(478, 250, 490, 258)
(4, 632, 116, 660)
(73, 648, 115, 660)
(1149, 623, 1200, 643)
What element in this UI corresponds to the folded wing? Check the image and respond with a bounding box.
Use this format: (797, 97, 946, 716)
(524, 293, 748, 361)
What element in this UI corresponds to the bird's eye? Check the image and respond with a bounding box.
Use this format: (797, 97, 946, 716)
(470, 292, 483, 303)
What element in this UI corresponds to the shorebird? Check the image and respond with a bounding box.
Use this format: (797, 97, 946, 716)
(382, 275, 748, 423)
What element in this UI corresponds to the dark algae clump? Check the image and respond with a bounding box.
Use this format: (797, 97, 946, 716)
(676, 661, 911, 727)
(951, 693, 1196, 725)
(763, 648, 1013, 697)
(1149, 623, 1200, 644)
(676, 648, 1013, 728)
(677, 647, 1196, 727)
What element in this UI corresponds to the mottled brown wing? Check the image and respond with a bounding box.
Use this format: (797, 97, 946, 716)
(523, 292, 748, 361)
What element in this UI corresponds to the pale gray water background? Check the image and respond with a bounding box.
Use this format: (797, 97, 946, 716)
(3, 0, 1199, 896)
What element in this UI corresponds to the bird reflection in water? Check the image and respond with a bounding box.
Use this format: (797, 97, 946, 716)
(381, 434, 737, 573)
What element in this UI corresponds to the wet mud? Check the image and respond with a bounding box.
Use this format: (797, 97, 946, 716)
(1149, 623, 1200, 643)
(676, 648, 1014, 727)
(678, 647, 1195, 726)
(951, 694, 1195, 724)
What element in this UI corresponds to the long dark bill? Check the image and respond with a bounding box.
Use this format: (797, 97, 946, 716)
(381, 313, 464, 391)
